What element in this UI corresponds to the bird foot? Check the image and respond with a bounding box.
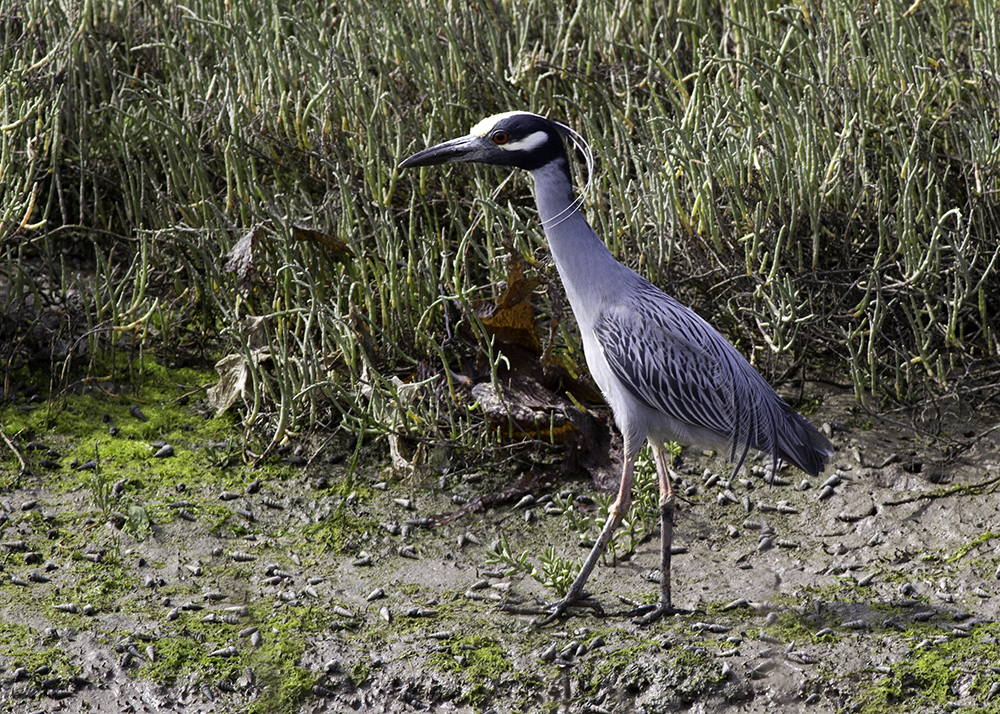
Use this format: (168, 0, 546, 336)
(532, 595, 605, 626)
(629, 601, 689, 625)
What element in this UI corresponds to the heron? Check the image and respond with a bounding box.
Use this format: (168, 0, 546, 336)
(399, 111, 834, 624)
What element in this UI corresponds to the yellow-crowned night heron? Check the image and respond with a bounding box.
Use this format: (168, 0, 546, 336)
(399, 111, 834, 624)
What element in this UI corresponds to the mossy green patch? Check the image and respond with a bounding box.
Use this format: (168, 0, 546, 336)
(301, 511, 381, 555)
(136, 602, 334, 714)
(762, 610, 829, 643)
(431, 634, 513, 678)
(1, 363, 250, 498)
(942, 531, 999, 563)
(429, 635, 514, 704)
(852, 622, 1000, 713)
(587, 641, 658, 691)
(0, 621, 82, 679)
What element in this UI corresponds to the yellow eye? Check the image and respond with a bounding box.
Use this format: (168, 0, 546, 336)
(492, 130, 510, 145)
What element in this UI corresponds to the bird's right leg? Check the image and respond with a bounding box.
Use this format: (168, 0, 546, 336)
(632, 441, 687, 624)
(535, 455, 635, 625)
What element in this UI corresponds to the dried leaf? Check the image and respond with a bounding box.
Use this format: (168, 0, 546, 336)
(223, 223, 267, 293)
(206, 354, 250, 416)
(292, 225, 353, 261)
(476, 258, 542, 353)
(206, 345, 272, 415)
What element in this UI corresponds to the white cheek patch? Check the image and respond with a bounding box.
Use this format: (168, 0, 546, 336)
(501, 130, 548, 152)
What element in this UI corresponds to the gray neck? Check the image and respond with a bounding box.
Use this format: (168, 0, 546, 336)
(530, 159, 623, 322)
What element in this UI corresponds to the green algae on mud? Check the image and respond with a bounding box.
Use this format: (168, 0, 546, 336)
(428, 635, 515, 704)
(3, 368, 1000, 713)
(0, 362, 357, 713)
(851, 622, 1000, 714)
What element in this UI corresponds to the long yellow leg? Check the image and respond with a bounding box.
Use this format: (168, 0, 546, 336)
(537, 453, 635, 624)
(634, 441, 684, 624)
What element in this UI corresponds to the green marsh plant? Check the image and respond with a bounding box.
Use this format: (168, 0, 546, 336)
(2, 0, 998, 453)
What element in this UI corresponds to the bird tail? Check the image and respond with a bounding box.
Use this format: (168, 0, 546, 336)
(729, 367, 833, 479)
(772, 400, 834, 477)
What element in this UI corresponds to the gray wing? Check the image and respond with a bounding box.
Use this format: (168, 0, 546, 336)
(595, 282, 833, 478)
(593, 298, 735, 439)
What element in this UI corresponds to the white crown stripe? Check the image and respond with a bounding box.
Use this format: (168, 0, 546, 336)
(470, 111, 524, 136)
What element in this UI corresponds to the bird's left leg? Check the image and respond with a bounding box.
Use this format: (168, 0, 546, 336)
(534, 454, 636, 625)
(634, 441, 687, 624)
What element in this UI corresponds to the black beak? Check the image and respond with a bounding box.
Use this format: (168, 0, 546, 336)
(398, 135, 486, 169)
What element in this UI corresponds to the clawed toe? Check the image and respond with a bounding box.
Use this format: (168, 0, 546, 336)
(534, 595, 604, 626)
(630, 602, 689, 625)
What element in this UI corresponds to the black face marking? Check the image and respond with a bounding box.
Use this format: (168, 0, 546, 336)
(481, 114, 568, 170)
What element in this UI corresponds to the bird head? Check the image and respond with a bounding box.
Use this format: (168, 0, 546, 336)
(399, 111, 578, 172)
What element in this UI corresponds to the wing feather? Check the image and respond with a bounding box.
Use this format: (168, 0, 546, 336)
(593, 279, 832, 477)
(594, 298, 734, 439)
